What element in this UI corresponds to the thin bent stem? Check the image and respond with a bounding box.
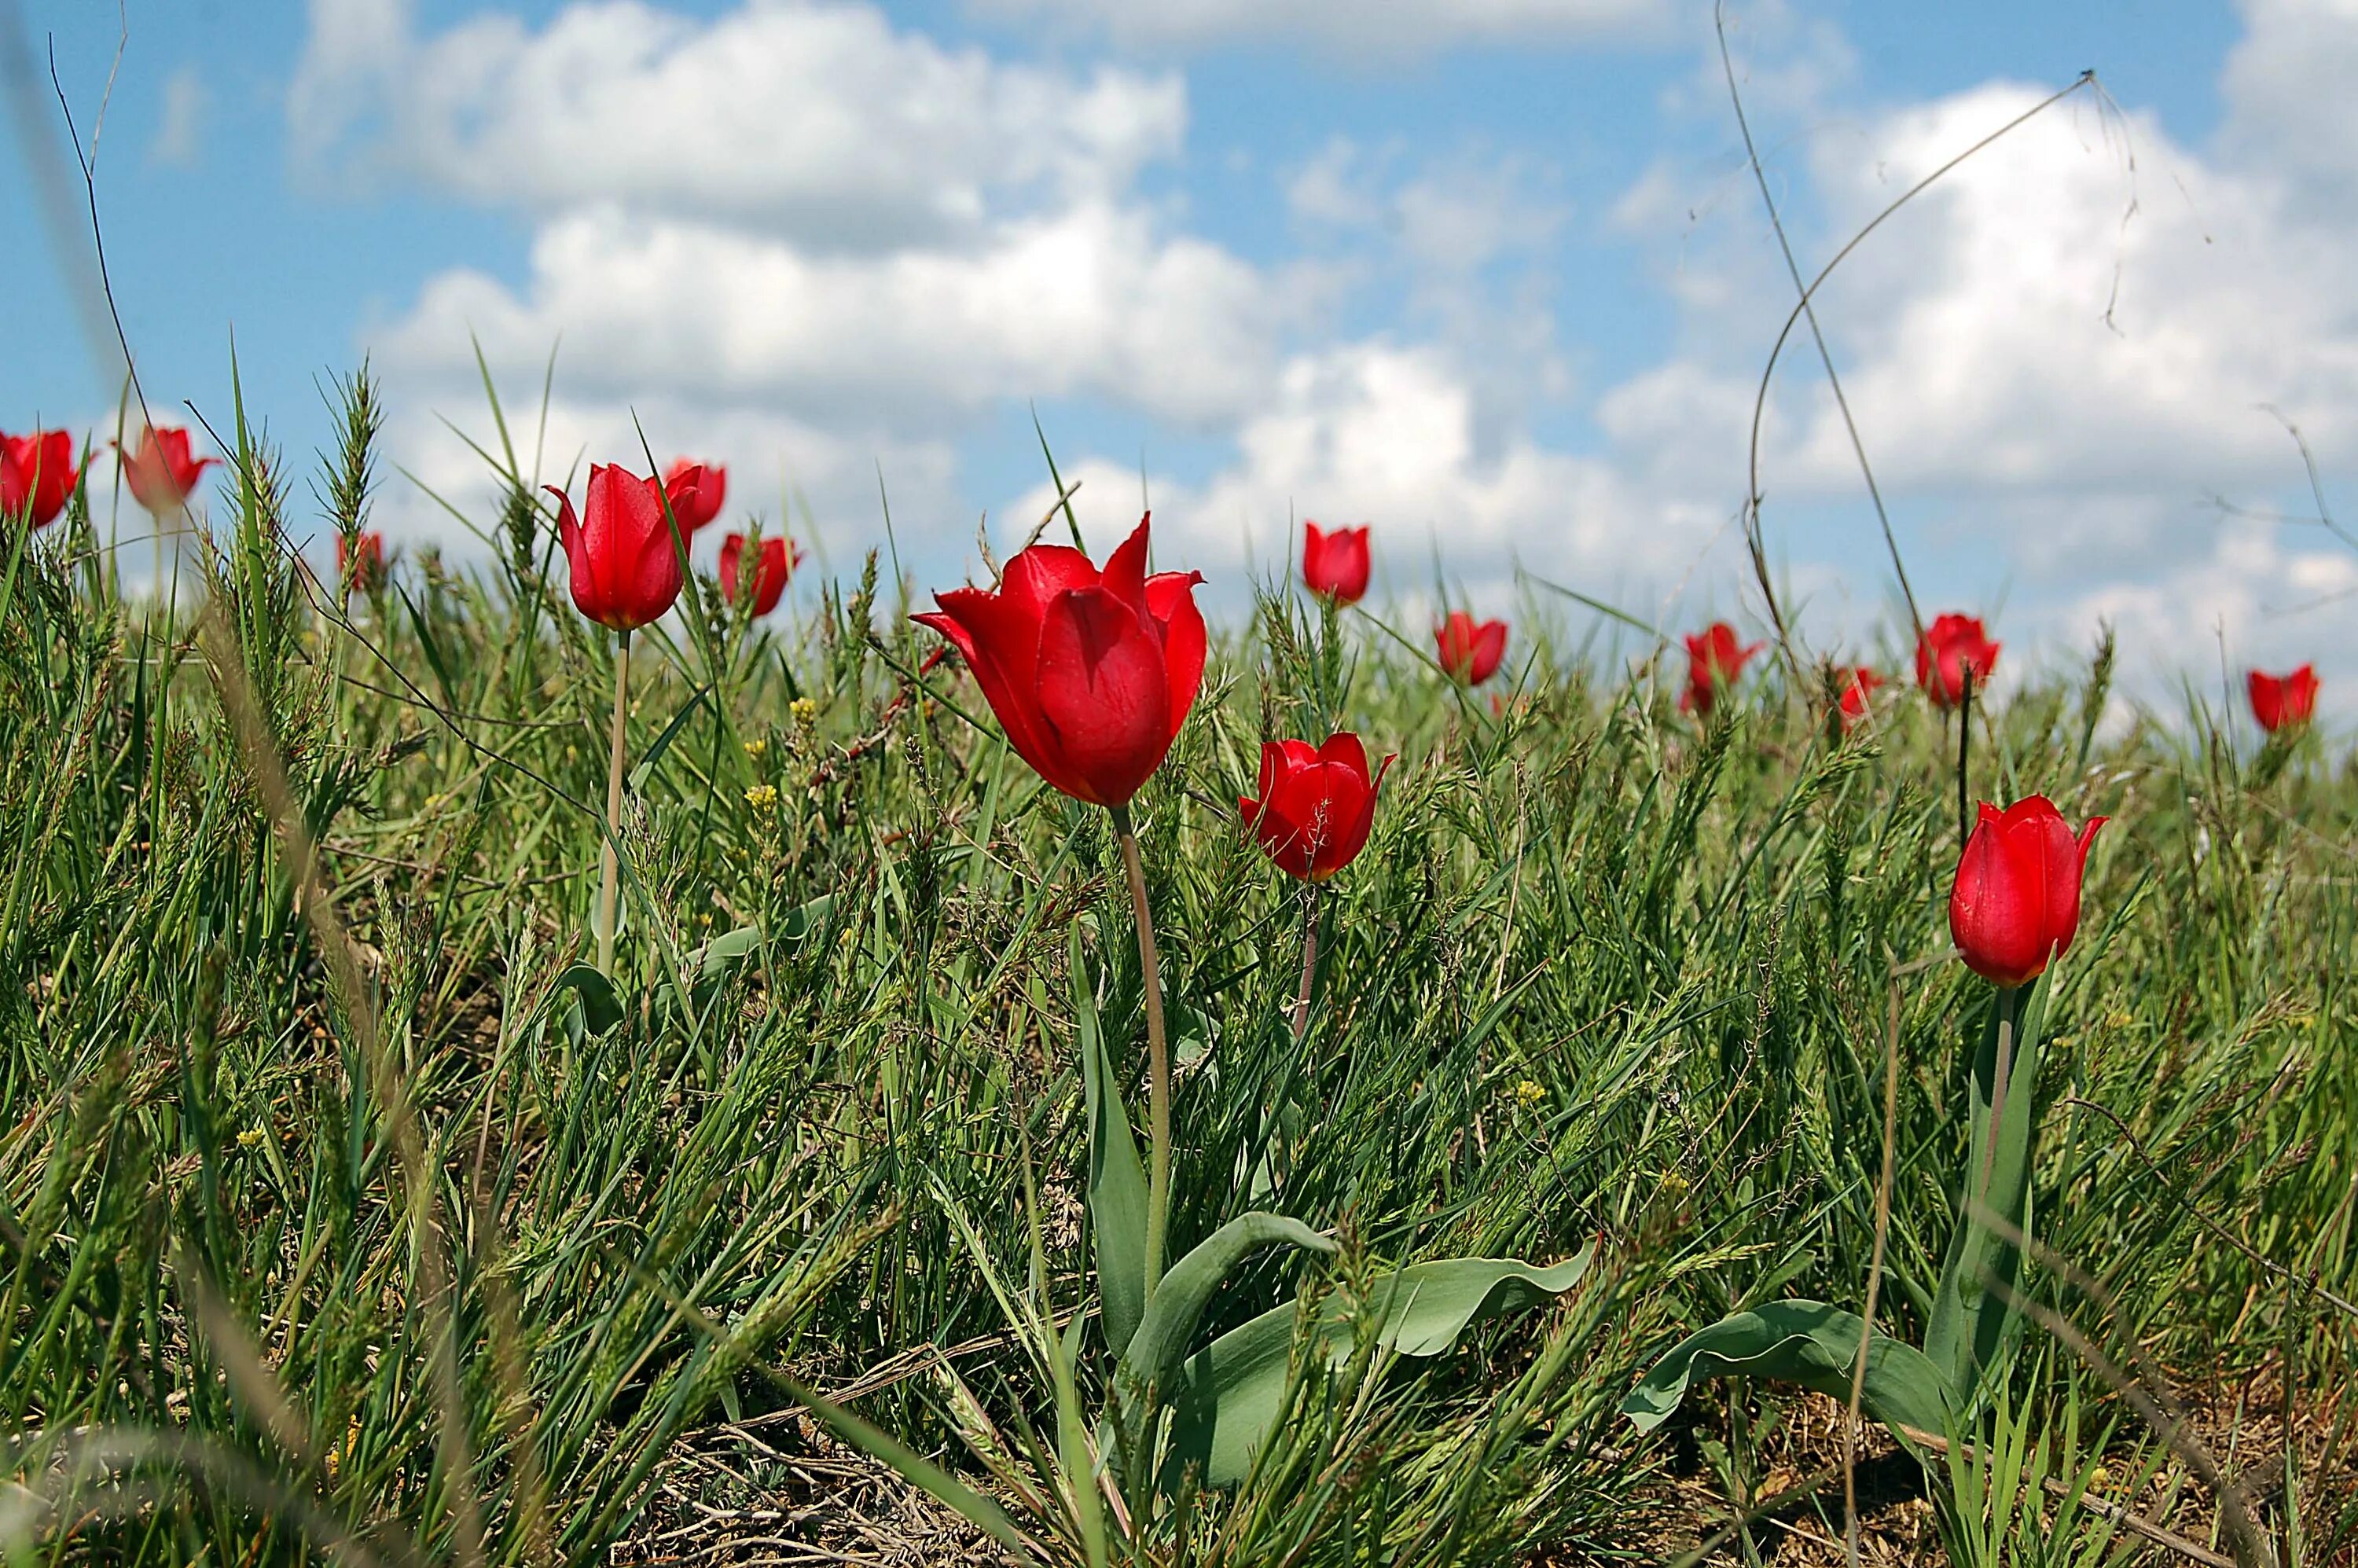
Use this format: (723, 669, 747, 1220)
(1110, 802, 1170, 1296)
(597, 630, 631, 977)
(1290, 885, 1320, 1043)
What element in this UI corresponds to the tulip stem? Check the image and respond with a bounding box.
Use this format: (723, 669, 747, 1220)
(1291, 887, 1320, 1043)
(597, 631, 632, 978)
(1979, 983, 2018, 1202)
(1110, 803, 1170, 1297)
(1955, 667, 1974, 846)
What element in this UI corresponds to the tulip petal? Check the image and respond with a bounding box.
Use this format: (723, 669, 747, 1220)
(1951, 803, 2050, 986)
(545, 485, 604, 625)
(920, 586, 1073, 795)
(2046, 813, 2106, 962)
(1472, 620, 1508, 684)
(1000, 544, 1101, 620)
(1146, 569, 1208, 743)
(1100, 514, 1153, 619)
(1315, 732, 1369, 775)
(1252, 740, 1285, 814)
(1035, 587, 1171, 806)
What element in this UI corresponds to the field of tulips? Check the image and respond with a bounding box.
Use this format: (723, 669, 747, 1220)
(2, 386, 2354, 1568)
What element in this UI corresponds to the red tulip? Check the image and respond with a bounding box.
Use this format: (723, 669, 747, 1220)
(1948, 796, 2106, 988)
(720, 531, 802, 615)
(1837, 666, 1885, 730)
(1435, 611, 1508, 685)
(1240, 733, 1392, 882)
(545, 463, 700, 632)
(117, 426, 217, 515)
(1679, 622, 1761, 715)
(1916, 613, 2000, 709)
(2, 430, 79, 528)
(1301, 521, 1371, 604)
(914, 513, 1206, 808)
(663, 459, 726, 533)
(337, 530, 386, 590)
(2247, 665, 2319, 733)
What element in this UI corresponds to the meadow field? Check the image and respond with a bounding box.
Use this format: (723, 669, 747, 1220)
(2, 379, 2353, 1567)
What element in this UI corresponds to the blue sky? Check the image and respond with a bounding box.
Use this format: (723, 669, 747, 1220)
(9, 0, 2353, 716)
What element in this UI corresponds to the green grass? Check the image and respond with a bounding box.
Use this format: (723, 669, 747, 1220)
(2, 377, 2354, 1566)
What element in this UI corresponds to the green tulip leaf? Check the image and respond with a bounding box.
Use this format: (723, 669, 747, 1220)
(1926, 980, 2048, 1406)
(1122, 1212, 1335, 1392)
(692, 923, 762, 980)
(1622, 1299, 1950, 1441)
(776, 894, 835, 942)
(1163, 1247, 1595, 1489)
(1075, 927, 1151, 1359)
(553, 962, 624, 1037)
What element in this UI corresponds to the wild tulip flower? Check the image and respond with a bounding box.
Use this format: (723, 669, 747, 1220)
(2248, 665, 2319, 733)
(546, 463, 700, 979)
(914, 512, 1206, 810)
(1837, 666, 1885, 730)
(337, 531, 385, 592)
(1301, 522, 1371, 605)
(720, 531, 802, 616)
(918, 511, 1206, 1295)
(1948, 796, 2106, 989)
(1240, 733, 1391, 883)
(663, 458, 725, 533)
(2, 429, 79, 528)
(1435, 611, 1508, 685)
(1679, 622, 1761, 715)
(546, 464, 698, 633)
(118, 426, 216, 514)
(1916, 613, 2000, 710)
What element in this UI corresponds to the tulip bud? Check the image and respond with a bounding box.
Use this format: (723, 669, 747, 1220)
(2247, 665, 2319, 733)
(913, 512, 1206, 808)
(663, 459, 727, 533)
(116, 427, 217, 516)
(1435, 611, 1508, 685)
(720, 531, 801, 615)
(1679, 622, 1761, 716)
(1301, 522, 1371, 605)
(1916, 614, 2000, 710)
(0, 430, 80, 529)
(546, 463, 697, 633)
(1240, 733, 1392, 881)
(1948, 796, 2106, 988)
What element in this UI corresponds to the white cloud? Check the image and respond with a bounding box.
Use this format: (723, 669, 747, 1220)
(964, 0, 1677, 56)
(150, 66, 207, 167)
(377, 200, 1306, 431)
(1771, 85, 2358, 501)
(994, 343, 1734, 618)
(1586, 57, 2358, 695)
(292, 0, 1185, 248)
(307, 0, 1320, 567)
(2220, 0, 2358, 210)
(310, 0, 2358, 723)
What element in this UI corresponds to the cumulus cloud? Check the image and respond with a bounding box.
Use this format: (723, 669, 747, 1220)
(378, 200, 1306, 431)
(1583, 39, 2358, 709)
(292, 0, 1186, 248)
(994, 343, 1735, 620)
(964, 0, 1677, 56)
(307, 0, 2358, 718)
